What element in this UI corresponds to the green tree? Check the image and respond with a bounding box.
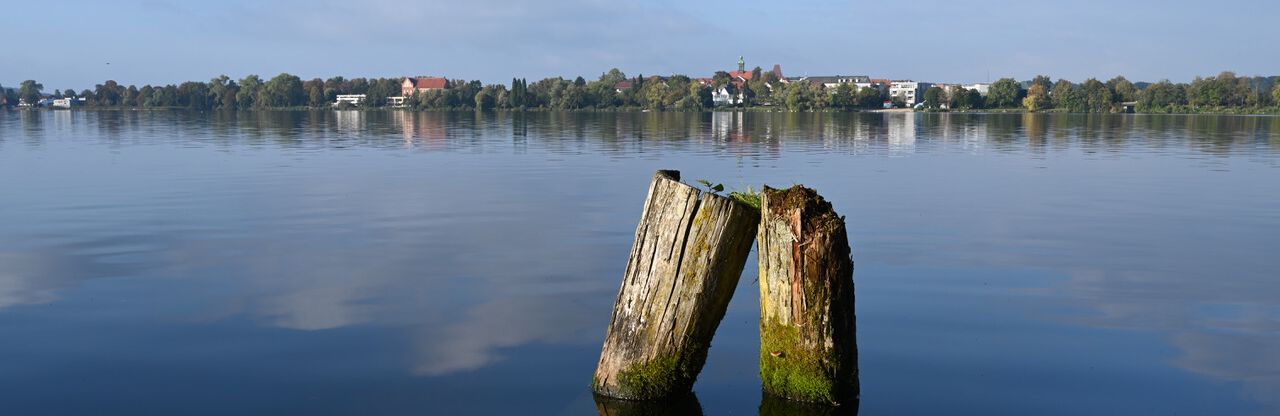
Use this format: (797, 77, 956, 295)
(1051, 79, 1075, 109)
(304, 78, 326, 107)
(951, 87, 982, 109)
(712, 71, 731, 88)
(474, 86, 496, 110)
(1136, 80, 1187, 111)
(1022, 84, 1050, 111)
(1080, 78, 1114, 113)
(1030, 75, 1053, 91)
(209, 75, 233, 109)
(642, 81, 668, 110)
(987, 78, 1021, 108)
(922, 86, 945, 109)
(178, 81, 212, 109)
(856, 86, 885, 108)
(122, 85, 140, 106)
(783, 81, 811, 111)
(237, 75, 262, 109)
(831, 83, 856, 110)
(1273, 83, 1280, 107)
(18, 80, 43, 106)
(264, 73, 304, 107)
(1106, 76, 1137, 102)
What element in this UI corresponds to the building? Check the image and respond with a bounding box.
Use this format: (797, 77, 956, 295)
(401, 76, 449, 97)
(854, 81, 889, 94)
(801, 75, 871, 90)
(964, 83, 991, 96)
(51, 97, 84, 109)
(334, 94, 366, 106)
(712, 85, 743, 107)
(726, 57, 783, 83)
(890, 81, 932, 107)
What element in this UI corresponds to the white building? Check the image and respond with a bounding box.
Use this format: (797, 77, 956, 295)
(853, 81, 888, 94)
(890, 81, 932, 107)
(712, 85, 743, 107)
(334, 94, 367, 106)
(802, 75, 871, 90)
(51, 98, 83, 109)
(964, 83, 991, 96)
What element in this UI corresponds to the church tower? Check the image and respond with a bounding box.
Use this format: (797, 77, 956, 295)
(738, 56, 745, 73)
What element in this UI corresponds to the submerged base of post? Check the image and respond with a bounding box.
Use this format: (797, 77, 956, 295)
(757, 185, 859, 405)
(592, 170, 760, 400)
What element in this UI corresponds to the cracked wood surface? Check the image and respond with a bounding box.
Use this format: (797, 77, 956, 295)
(592, 170, 759, 400)
(757, 185, 859, 405)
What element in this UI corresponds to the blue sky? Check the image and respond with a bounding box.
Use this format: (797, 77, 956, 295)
(5, 0, 1278, 91)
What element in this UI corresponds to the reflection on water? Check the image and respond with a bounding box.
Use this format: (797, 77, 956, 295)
(0, 110, 1277, 415)
(759, 392, 858, 416)
(594, 393, 704, 416)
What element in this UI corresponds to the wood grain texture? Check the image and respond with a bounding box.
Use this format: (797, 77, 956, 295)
(757, 185, 858, 406)
(592, 170, 760, 400)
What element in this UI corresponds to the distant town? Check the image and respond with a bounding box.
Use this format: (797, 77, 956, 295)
(3, 58, 1278, 114)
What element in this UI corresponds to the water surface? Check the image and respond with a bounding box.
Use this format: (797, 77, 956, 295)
(1, 110, 1278, 415)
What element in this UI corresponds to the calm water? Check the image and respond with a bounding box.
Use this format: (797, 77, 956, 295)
(1, 110, 1278, 415)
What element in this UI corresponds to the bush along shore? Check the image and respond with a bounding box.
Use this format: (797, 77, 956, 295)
(4, 70, 1278, 114)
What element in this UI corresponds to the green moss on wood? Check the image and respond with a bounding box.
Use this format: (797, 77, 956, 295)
(613, 350, 705, 400)
(760, 319, 839, 404)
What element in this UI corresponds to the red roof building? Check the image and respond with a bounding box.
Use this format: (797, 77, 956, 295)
(401, 77, 449, 97)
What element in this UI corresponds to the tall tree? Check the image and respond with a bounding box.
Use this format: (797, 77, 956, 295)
(1051, 79, 1074, 109)
(237, 75, 262, 109)
(1080, 78, 1114, 113)
(1022, 84, 1050, 111)
(1273, 83, 1280, 107)
(922, 86, 945, 109)
(832, 83, 855, 110)
(1030, 75, 1053, 91)
(987, 78, 1021, 108)
(264, 73, 305, 107)
(1106, 76, 1137, 102)
(1137, 80, 1187, 111)
(18, 80, 43, 106)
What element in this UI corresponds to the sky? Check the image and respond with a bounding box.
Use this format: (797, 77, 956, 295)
(5, 0, 1279, 91)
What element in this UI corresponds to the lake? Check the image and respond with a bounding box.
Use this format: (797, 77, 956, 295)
(1, 110, 1278, 415)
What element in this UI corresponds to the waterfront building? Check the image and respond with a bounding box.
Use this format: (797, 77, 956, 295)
(801, 75, 871, 90)
(965, 83, 991, 96)
(890, 80, 932, 107)
(400, 76, 449, 97)
(334, 94, 367, 106)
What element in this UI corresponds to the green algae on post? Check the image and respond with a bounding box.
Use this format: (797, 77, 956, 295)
(592, 170, 760, 400)
(756, 185, 859, 405)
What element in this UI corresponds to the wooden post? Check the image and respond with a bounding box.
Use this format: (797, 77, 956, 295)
(757, 185, 859, 405)
(593, 170, 760, 400)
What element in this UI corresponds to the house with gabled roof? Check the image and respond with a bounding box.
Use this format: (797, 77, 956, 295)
(401, 77, 449, 97)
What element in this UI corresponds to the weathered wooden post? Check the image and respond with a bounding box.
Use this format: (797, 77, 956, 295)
(757, 185, 859, 405)
(593, 170, 760, 400)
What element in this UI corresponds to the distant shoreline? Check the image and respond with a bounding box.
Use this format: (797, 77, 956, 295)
(5, 106, 1274, 115)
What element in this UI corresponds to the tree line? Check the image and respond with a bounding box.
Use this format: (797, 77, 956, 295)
(3, 69, 1278, 113)
(919, 72, 1280, 113)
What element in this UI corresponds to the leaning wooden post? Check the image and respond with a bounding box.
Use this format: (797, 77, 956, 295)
(757, 185, 859, 405)
(593, 170, 760, 400)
